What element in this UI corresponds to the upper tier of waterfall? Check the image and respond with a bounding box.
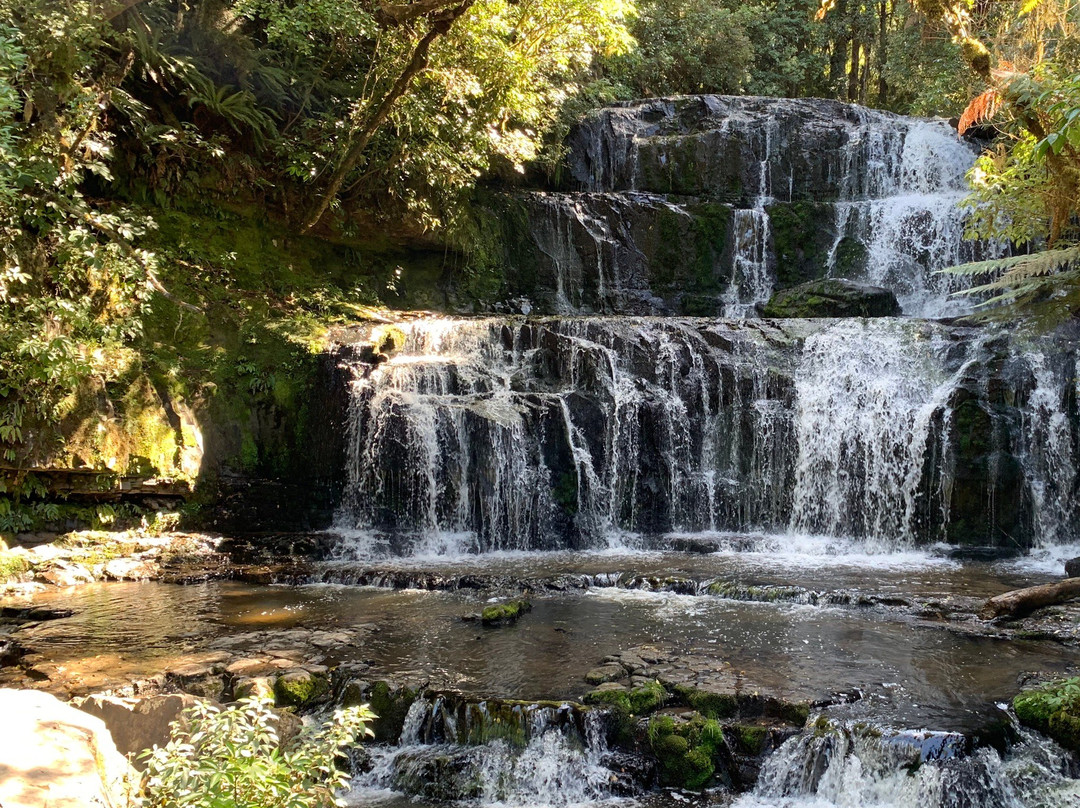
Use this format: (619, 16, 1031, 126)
(500, 96, 1003, 318)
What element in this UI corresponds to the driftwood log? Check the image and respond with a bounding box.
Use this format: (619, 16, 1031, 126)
(979, 578, 1080, 620)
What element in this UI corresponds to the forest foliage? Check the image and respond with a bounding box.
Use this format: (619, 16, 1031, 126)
(0, 0, 1078, 491)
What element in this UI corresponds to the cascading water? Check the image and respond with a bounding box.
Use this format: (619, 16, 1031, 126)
(735, 722, 1080, 808)
(347, 697, 620, 807)
(788, 320, 982, 543)
(325, 95, 1080, 808)
(336, 317, 1080, 552)
(511, 96, 1003, 318)
(338, 317, 798, 552)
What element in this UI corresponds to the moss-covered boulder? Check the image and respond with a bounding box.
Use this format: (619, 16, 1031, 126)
(0, 552, 30, 582)
(760, 278, 901, 318)
(273, 669, 330, 709)
(584, 680, 668, 715)
(481, 599, 532, 625)
(1013, 678, 1080, 752)
(343, 680, 418, 742)
(647, 712, 727, 790)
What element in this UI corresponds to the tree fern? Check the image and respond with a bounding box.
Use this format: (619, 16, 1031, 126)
(939, 245, 1080, 322)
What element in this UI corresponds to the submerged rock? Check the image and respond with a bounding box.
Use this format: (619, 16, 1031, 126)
(1066, 557, 1080, 578)
(669, 536, 722, 554)
(480, 599, 532, 625)
(759, 279, 901, 318)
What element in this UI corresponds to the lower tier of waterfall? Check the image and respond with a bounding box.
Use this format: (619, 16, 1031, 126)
(334, 316, 1079, 553)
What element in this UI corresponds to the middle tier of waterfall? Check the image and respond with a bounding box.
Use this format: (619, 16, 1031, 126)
(500, 96, 1003, 319)
(335, 317, 1079, 554)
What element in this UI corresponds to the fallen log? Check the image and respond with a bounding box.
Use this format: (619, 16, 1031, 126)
(979, 578, 1080, 620)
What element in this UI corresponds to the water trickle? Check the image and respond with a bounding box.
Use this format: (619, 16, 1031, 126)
(726, 207, 773, 317)
(1020, 349, 1080, 546)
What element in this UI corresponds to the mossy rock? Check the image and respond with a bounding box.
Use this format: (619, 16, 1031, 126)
(352, 680, 418, 743)
(1013, 678, 1080, 752)
(273, 670, 330, 709)
(0, 552, 30, 581)
(760, 278, 900, 318)
(732, 724, 769, 754)
(629, 681, 668, 714)
(647, 712, 726, 790)
(585, 680, 668, 717)
(584, 684, 631, 712)
(481, 599, 532, 625)
(672, 683, 738, 720)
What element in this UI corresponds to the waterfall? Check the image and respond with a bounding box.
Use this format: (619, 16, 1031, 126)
(511, 96, 1003, 318)
(735, 722, 1080, 808)
(337, 317, 798, 552)
(1018, 347, 1080, 547)
(335, 316, 1080, 554)
(347, 697, 620, 807)
(788, 320, 978, 543)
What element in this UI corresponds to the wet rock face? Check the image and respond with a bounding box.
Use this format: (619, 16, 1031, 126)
(509, 193, 732, 316)
(566, 96, 925, 201)
(495, 95, 995, 318)
(337, 317, 1080, 549)
(759, 279, 901, 318)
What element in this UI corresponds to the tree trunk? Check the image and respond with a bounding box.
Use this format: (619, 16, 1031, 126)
(878, 0, 888, 105)
(979, 578, 1080, 620)
(299, 0, 475, 234)
(848, 37, 861, 102)
(829, 0, 850, 94)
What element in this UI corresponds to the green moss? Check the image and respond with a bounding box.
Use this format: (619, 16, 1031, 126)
(672, 683, 738, 719)
(481, 599, 532, 625)
(778, 701, 811, 726)
(553, 471, 578, 515)
(590, 680, 670, 715)
(733, 724, 768, 754)
(1014, 678, 1080, 752)
(583, 687, 631, 712)
(360, 681, 418, 742)
(766, 202, 836, 288)
(954, 399, 993, 456)
(273, 671, 329, 708)
(833, 237, 868, 276)
(0, 552, 30, 580)
(647, 713, 726, 790)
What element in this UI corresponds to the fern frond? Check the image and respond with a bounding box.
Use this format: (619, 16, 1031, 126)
(946, 247, 1080, 319)
(937, 253, 1043, 277)
(958, 88, 1002, 135)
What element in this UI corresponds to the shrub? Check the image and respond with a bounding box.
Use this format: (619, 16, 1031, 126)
(141, 695, 375, 808)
